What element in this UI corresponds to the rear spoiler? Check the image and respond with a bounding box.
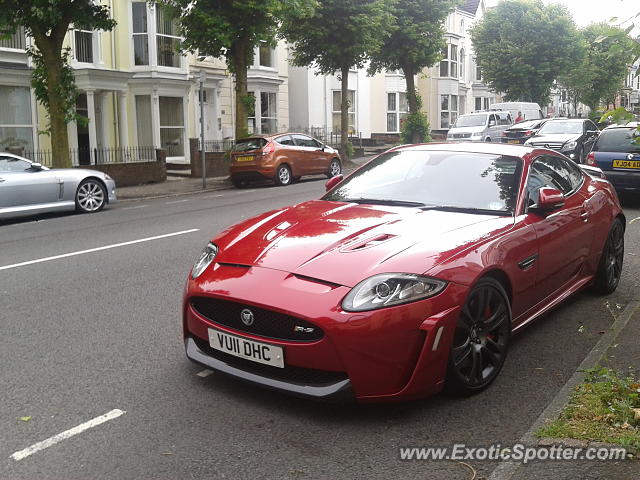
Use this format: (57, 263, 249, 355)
(579, 164, 606, 179)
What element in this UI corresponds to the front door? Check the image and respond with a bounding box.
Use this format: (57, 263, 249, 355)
(0, 156, 60, 209)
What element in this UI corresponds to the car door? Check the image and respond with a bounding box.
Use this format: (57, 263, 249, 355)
(291, 134, 317, 174)
(0, 155, 61, 209)
(525, 155, 594, 301)
(487, 114, 499, 141)
(581, 120, 598, 156)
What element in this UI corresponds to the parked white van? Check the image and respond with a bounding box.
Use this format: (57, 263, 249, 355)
(446, 111, 513, 142)
(490, 102, 543, 122)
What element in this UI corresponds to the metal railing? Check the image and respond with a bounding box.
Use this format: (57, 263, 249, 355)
(289, 126, 363, 148)
(198, 139, 236, 153)
(17, 146, 158, 167)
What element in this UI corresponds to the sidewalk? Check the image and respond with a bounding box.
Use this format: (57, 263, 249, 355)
(503, 302, 640, 480)
(115, 156, 372, 201)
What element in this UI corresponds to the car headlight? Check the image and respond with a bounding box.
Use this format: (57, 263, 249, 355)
(563, 141, 577, 151)
(104, 174, 113, 181)
(191, 242, 218, 279)
(471, 133, 482, 139)
(342, 273, 447, 312)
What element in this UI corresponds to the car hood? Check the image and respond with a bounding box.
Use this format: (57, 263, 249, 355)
(448, 126, 486, 135)
(526, 133, 579, 144)
(48, 168, 111, 180)
(211, 200, 514, 287)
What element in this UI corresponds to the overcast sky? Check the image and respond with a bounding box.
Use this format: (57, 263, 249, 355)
(485, 0, 638, 28)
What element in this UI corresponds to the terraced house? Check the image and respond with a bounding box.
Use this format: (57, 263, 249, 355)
(0, 0, 290, 167)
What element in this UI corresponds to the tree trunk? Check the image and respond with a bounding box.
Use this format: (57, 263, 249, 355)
(232, 38, 250, 140)
(340, 64, 350, 160)
(403, 65, 420, 143)
(38, 45, 71, 168)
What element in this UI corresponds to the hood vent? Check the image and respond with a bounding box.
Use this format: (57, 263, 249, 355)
(342, 234, 396, 252)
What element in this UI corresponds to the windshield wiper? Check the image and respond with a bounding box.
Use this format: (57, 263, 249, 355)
(420, 205, 511, 216)
(342, 198, 427, 207)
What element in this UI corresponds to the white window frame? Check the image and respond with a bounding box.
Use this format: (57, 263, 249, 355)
(0, 26, 26, 51)
(439, 44, 458, 79)
(0, 85, 35, 152)
(247, 90, 278, 135)
(159, 96, 186, 160)
(386, 92, 408, 133)
(440, 94, 458, 129)
(71, 27, 100, 65)
(332, 90, 356, 135)
(254, 42, 276, 69)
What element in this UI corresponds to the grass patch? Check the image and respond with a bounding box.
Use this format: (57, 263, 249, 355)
(537, 366, 640, 452)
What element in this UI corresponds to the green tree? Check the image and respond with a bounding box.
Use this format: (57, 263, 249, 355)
(368, 0, 459, 142)
(470, 0, 584, 106)
(571, 24, 639, 112)
(0, 1, 116, 167)
(160, 0, 314, 140)
(281, 0, 390, 158)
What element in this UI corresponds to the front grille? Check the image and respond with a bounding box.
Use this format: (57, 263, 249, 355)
(450, 133, 471, 139)
(191, 296, 323, 342)
(530, 142, 563, 150)
(192, 336, 347, 386)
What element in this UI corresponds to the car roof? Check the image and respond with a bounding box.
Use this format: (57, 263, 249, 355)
(237, 132, 315, 140)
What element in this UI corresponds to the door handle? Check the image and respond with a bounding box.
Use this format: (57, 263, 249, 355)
(580, 210, 589, 222)
(0, 177, 5, 183)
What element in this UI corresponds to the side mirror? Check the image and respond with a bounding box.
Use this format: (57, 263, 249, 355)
(531, 187, 564, 213)
(325, 174, 343, 191)
(30, 162, 43, 170)
(587, 130, 599, 136)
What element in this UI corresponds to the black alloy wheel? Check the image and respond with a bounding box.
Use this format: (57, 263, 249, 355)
(594, 218, 624, 294)
(446, 277, 511, 395)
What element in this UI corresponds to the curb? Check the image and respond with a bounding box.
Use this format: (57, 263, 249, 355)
(489, 298, 640, 480)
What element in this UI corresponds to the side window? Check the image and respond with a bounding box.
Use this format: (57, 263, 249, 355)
(0, 157, 31, 172)
(275, 135, 294, 146)
(559, 157, 584, 191)
(527, 156, 575, 204)
(489, 114, 497, 126)
(499, 114, 510, 126)
(292, 135, 316, 148)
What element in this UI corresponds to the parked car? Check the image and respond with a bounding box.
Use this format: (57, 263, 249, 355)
(500, 119, 548, 145)
(525, 118, 599, 162)
(586, 122, 640, 193)
(490, 102, 544, 121)
(446, 111, 512, 142)
(183, 143, 623, 402)
(0, 152, 116, 220)
(228, 133, 342, 188)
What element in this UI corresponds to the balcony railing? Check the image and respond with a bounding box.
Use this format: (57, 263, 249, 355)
(0, 27, 26, 50)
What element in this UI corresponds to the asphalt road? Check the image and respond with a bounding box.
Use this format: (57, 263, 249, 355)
(1, 179, 639, 480)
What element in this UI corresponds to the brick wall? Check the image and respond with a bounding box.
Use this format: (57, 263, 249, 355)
(75, 149, 167, 187)
(189, 138, 231, 178)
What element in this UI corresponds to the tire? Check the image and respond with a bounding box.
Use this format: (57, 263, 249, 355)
(326, 159, 342, 178)
(593, 218, 624, 294)
(485, 137, 492, 142)
(75, 178, 106, 213)
(231, 177, 246, 188)
(274, 164, 292, 186)
(445, 277, 511, 395)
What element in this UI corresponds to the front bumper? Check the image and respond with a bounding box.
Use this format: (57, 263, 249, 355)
(183, 264, 467, 402)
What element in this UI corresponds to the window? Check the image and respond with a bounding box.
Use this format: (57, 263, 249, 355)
(475, 97, 491, 111)
(0, 26, 26, 50)
(135, 95, 153, 146)
(439, 44, 458, 78)
(460, 48, 465, 81)
(332, 90, 356, 134)
(292, 134, 319, 148)
(528, 156, 582, 201)
(258, 43, 273, 68)
(132, 2, 149, 65)
(440, 94, 458, 129)
(159, 97, 184, 157)
(156, 5, 180, 67)
(386, 92, 409, 132)
(275, 135, 294, 146)
(0, 86, 33, 152)
(74, 27, 93, 63)
(260, 92, 277, 134)
(0, 156, 31, 172)
(474, 58, 482, 82)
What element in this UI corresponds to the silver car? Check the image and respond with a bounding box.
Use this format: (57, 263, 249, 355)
(446, 111, 513, 142)
(0, 152, 117, 220)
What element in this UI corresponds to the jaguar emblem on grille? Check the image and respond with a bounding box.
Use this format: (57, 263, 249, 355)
(294, 325, 315, 334)
(240, 309, 254, 326)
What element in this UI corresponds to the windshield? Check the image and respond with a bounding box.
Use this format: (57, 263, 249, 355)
(453, 114, 488, 128)
(232, 138, 267, 152)
(594, 129, 640, 153)
(537, 121, 583, 135)
(323, 150, 523, 214)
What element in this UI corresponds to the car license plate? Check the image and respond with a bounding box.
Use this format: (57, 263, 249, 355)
(236, 155, 254, 162)
(208, 328, 284, 368)
(508, 139, 520, 144)
(613, 160, 640, 169)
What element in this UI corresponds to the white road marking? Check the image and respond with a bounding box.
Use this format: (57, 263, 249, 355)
(196, 369, 214, 378)
(0, 229, 200, 271)
(121, 205, 148, 210)
(630, 216, 640, 224)
(203, 194, 224, 199)
(236, 189, 256, 194)
(165, 199, 190, 205)
(10, 409, 125, 461)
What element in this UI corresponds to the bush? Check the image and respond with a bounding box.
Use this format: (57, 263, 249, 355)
(401, 112, 432, 144)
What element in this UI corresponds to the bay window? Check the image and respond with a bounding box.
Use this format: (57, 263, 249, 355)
(440, 94, 458, 129)
(332, 90, 356, 134)
(0, 86, 34, 152)
(132, 2, 149, 65)
(439, 44, 458, 78)
(386, 92, 408, 133)
(159, 96, 185, 157)
(156, 6, 180, 67)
